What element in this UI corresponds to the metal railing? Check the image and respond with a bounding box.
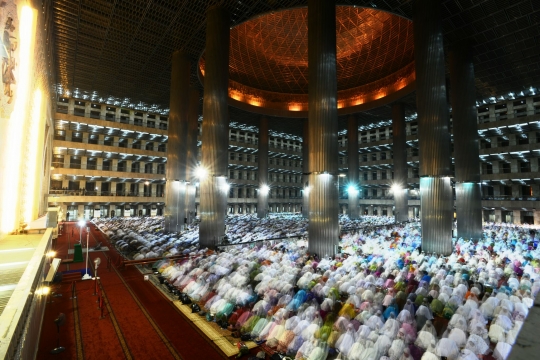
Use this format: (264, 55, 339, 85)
(51, 163, 165, 174)
(57, 108, 168, 130)
(54, 138, 166, 152)
(482, 195, 540, 201)
(49, 190, 164, 197)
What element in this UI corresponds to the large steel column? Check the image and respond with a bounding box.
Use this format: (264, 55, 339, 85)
(347, 115, 359, 220)
(302, 119, 309, 218)
(257, 117, 269, 218)
(392, 103, 409, 222)
(199, 7, 230, 248)
(164, 51, 189, 233)
(185, 88, 200, 225)
(413, 0, 453, 255)
(450, 43, 482, 240)
(308, 0, 339, 257)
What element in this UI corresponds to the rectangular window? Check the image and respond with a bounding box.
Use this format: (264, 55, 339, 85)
(498, 137, 509, 147)
(520, 161, 531, 173)
(518, 136, 529, 145)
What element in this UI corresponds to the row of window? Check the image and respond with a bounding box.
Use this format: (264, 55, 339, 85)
(482, 161, 534, 174)
(55, 131, 167, 151)
(480, 133, 537, 148)
(228, 187, 301, 199)
(52, 155, 166, 174)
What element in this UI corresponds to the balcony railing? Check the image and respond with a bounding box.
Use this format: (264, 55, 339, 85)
(482, 195, 540, 201)
(51, 163, 164, 174)
(49, 189, 164, 197)
(56, 108, 168, 130)
(55, 139, 166, 152)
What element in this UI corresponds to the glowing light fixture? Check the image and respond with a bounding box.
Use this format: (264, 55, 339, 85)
(194, 165, 208, 180)
(46, 251, 56, 258)
(260, 184, 270, 195)
(391, 184, 401, 193)
(347, 185, 358, 195)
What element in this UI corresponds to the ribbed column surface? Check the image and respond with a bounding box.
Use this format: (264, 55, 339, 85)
(257, 117, 269, 218)
(420, 177, 453, 255)
(347, 115, 359, 219)
(414, 0, 453, 254)
(392, 103, 408, 222)
(185, 88, 200, 180)
(450, 44, 482, 240)
(309, 174, 339, 257)
(164, 51, 190, 232)
(302, 119, 309, 219)
(199, 7, 229, 248)
(307, 0, 339, 257)
(185, 88, 200, 225)
(413, 0, 451, 177)
(456, 183, 483, 240)
(184, 184, 197, 225)
(164, 181, 186, 232)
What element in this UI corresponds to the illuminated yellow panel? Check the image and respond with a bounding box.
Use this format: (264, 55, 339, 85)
(0, 6, 37, 234)
(24, 89, 44, 223)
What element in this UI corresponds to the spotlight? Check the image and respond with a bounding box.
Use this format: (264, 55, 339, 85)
(260, 184, 270, 195)
(78, 220, 85, 227)
(46, 251, 56, 258)
(194, 165, 208, 180)
(347, 185, 358, 195)
(391, 184, 401, 193)
(303, 187, 311, 195)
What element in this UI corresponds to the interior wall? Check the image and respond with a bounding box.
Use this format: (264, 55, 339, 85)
(0, 0, 55, 239)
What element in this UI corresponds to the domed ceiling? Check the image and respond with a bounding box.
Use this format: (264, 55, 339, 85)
(199, 6, 416, 117)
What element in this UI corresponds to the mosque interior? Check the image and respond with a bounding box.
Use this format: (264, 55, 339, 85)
(1, 0, 540, 359)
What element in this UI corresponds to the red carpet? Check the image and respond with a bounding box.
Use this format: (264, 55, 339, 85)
(37, 222, 126, 360)
(91, 225, 226, 360)
(37, 221, 227, 360)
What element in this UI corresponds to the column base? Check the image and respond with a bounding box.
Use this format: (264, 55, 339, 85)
(164, 180, 186, 233)
(199, 176, 228, 248)
(257, 194, 269, 218)
(348, 192, 359, 220)
(184, 184, 197, 225)
(420, 177, 453, 255)
(455, 182, 482, 240)
(394, 188, 408, 222)
(308, 174, 339, 257)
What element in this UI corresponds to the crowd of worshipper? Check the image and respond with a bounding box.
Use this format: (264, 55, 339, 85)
(150, 221, 539, 360)
(92, 215, 540, 359)
(92, 214, 397, 260)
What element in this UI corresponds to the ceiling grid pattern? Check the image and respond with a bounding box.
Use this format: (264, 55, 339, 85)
(51, 0, 540, 135)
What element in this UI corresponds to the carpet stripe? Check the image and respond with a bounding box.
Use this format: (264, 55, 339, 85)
(84, 238, 134, 360)
(100, 288, 133, 360)
(110, 260, 183, 360)
(71, 293, 85, 360)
